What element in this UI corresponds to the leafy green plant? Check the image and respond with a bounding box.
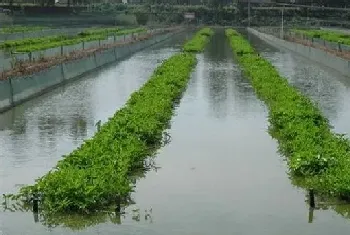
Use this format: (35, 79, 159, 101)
(0, 28, 146, 52)
(18, 28, 213, 214)
(80, 27, 145, 37)
(226, 28, 350, 199)
(135, 12, 149, 25)
(183, 27, 214, 53)
(0, 35, 68, 49)
(15, 35, 106, 52)
(291, 28, 350, 45)
(0, 26, 48, 34)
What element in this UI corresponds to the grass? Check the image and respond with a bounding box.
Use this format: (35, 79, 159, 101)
(226, 28, 350, 200)
(17, 27, 213, 214)
(291, 28, 350, 45)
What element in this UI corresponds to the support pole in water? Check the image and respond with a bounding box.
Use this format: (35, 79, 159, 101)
(32, 193, 39, 213)
(33, 211, 39, 223)
(309, 189, 315, 208)
(308, 208, 314, 223)
(116, 195, 121, 214)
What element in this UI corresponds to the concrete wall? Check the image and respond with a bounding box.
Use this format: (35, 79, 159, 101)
(0, 31, 178, 113)
(0, 80, 12, 110)
(62, 55, 97, 80)
(11, 65, 63, 104)
(0, 31, 151, 72)
(248, 28, 350, 77)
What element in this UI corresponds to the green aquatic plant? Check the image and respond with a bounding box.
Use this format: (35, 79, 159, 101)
(226, 28, 350, 199)
(15, 35, 106, 52)
(0, 35, 68, 49)
(183, 27, 214, 52)
(18, 28, 213, 214)
(291, 28, 350, 45)
(0, 26, 48, 34)
(0, 28, 146, 52)
(80, 27, 145, 37)
(15, 28, 146, 53)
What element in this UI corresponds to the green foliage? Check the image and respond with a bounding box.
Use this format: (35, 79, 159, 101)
(292, 29, 350, 45)
(226, 29, 350, 199)
(225, 29, 255, 55)
(19, 28, 212, 213)
(16, 35, 106, 53)
(80, 27, 145, 37)
(0, 35, 67, 49)
(0, 28, 146, 52)
(183, 28, 214, 53)
(135, 12, 149, 25)
(0, 25, 48, 34)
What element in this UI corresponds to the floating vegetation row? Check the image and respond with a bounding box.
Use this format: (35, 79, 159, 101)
(0, 25, 48, 34)
(183, 27, 214, 52)
(291, 28, 350, 45)
(225, 29, 350, 199)
(18, 27, 213, 214)
(0, 28, 146, 52)
(80, 27, 144, 36)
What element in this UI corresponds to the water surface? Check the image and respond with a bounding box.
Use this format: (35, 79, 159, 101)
(2, 30, 350, 234)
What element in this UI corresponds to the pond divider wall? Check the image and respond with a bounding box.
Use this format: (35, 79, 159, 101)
(247, 28, 350, 77)
(0, 31, 177, 113)
(0, 33, 139, 72)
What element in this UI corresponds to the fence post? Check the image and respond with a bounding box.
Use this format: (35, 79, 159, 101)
(338, 42, 342, 52)
(61, 45, 63, 56)
(29, 52, 32, 62)
(114, 34, 116, 42)
(99, 39, 101, 46)
(82, 41, 85, 50)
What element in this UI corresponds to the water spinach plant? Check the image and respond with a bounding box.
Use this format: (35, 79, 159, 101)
(0, 26, 48, 34)
(18, 27, 213, 214)
(226, 29, 350, 199)
(81, 27, 145, 37)
(291, 28, 350, 45)
(0, 28, 146, 52)
(183, 27, 214, 52)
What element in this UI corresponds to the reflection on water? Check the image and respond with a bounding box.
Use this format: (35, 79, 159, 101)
(1, 159, 158, 231)
(203, 30, 263, 120)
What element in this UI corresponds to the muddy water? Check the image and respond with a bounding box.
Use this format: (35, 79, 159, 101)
(2, 30, 350, 234)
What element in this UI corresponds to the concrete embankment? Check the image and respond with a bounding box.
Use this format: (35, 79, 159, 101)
(0, 31, 179, 113)
(247, 28, 350, 77)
